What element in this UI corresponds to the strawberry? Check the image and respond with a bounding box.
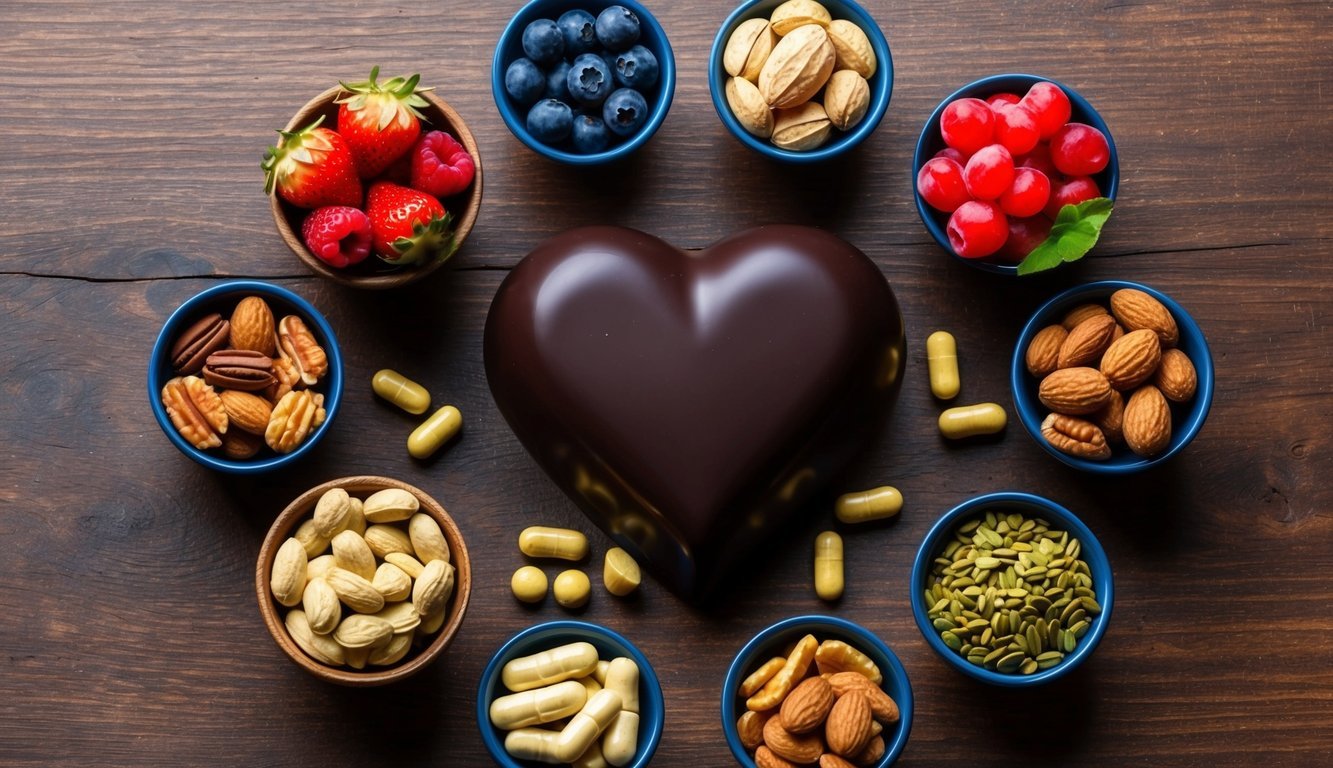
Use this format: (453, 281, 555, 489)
(410, 130, 476, 198)
(262, 116, 362, 210)
(335, 66, 432, 178)
(365, 181, 456, 266)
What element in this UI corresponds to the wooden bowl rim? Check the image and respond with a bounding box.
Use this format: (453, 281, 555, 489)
(254, 475, 472, 686)
(269, 85, 484, 290)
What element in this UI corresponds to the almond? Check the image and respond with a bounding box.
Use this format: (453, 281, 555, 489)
(1061, 302, 1110, 330)
(758, 24, 835, 109)
(332, 614, 394, 649)
(364, 523, 414, 559)
(312, 487, 352, 539)
(1093, 388, 1126, 444)
(825, 672, 898, 723)
(363, 487, 420, 523)
(408, 513, 451, 564)
(826, 19, 876, 78)
(412, 559, 455, 618)
(219, 429, 263, 460)
(1123, 384, 1172, 457)
(325, 566, 385, 614)
(302, 576, 341, 635)
(1155, 348, 1198, 401)
(823, 69, 870, 131)
(726, 76, 775, 138)
(763, 712, 825, 764)
(230, 296, 276, 356)
(1057, 314, 1116, 369)
(218, 389, 272, 435)
(851, 735, 885, 766)
(371, 562, 412, 602)
(820, 755, 858, 768)
(824, 690, 873, 757)
(738, 710, 771, 751)
(284, 609, 345, 666)
(270, 536, 308, 608)
(1038, 367, 1113, 415)
(330, 530, 376, 581)
(1110, 288, 1178, 347)
(770, 0, 832, 35)
(755, 746, 797, 768)
(724, 18, 778, 81)
(1100, 328, 1162, 390)
(771, 101, 832, 151)
(1041, 412, 1111, 460)
(780, 677, 835, 734)
(1025, 324, 1068, 378)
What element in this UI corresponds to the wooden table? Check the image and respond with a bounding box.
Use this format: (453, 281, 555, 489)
(3, 1, 1331, 765)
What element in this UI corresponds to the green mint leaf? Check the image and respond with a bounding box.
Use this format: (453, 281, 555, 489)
(1016, 197, 1114, 276)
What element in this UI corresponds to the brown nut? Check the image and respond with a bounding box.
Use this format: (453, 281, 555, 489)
(738, 710, 771, 751)
(770, 0, 832, 35)
(1110, 288, 1179, 347)
(748, 634, 819, 711)
(1100, 328, 1162, 390)
(723, 17, 778, 81)
(772, 101, 832, 151)
(740, 656, 788, 698)
(780, 676, 835, 734)
(229, 296, 277, 356)
(819, 755, 858, 768)
(1057, 314, 1117, 369)
(755, 746, 798, 768)
(266, 355, 300, 403)
(1041, 412, 1112, 460)
(758, 24, 835, 109)
(1155, 348, 1198, 401)
(1093, 388, 1126, 444)
(850, 735, 884, 766)
(220, 429, 264, 460)
(824, 690, 873, 757)
(1038, 367, 1113, 415)
(825, 672, 898, 723)
(764, 713, 825, 764)
(265, 389, 326, 453)
(825, 19, 876, 78)
(1123, 384, 1172, 457)
(161, 375, 228, 449)
(203, 349, 275, 392)
(1026, 324, 1069, 378)
(218, 389, 273, 436)
(813, 639, 881, 684)
(726, 76, 775, 139)
(1061, 302, 1110, 330)
(277, 315, 328, 386)
(170, 313, 230, 375)
(823, 69, 870, 131)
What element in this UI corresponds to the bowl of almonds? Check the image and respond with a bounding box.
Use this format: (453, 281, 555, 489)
(709, 0, 892, 162)
(255, 476, 471, 686)
(148, 280, 343, 473)
(1011, 280, 1214, 473)
(722, 615, 912, 767)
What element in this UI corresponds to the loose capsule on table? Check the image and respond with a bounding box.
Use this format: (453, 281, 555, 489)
(602, 547, 641, 597)
(938, 402, 1007, 439)
(510, 565, 548, 604)
(554, 569, 591, 609)
(502, 641, 600, 692)
(519, 526, 590, 561)
(407, 404, 461, 459)
(926, 331, 960, 400)
(835, 486, 903, 524)
(814, 530, 844, 601)
(371, 368, 430, 415)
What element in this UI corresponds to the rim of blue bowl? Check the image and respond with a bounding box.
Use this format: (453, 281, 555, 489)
(147, 280, 343, 474)
(721, 615, 913, 766)
(491, 0, 676, 165)
(910, 492, 1114, 687)
(1010, 279, 1214, 473)
(709, 0, 894, 164)
(477, 620, 665, 768)
(912, 73, 1120, 275)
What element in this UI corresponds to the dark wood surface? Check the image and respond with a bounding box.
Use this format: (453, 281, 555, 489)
(3, 1, 1331, 765)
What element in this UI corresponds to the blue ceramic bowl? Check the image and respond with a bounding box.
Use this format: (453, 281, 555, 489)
(910, 492, 1113, 687)
(478, 620, 665, 768)
(912, 74, 1119, 275)
(722, 615, 913, 766)
(148, 280, 343, 473)
(709, 0, 893, 163)
(492, 0, 676, 165)
(1011, 280, 1214, 473)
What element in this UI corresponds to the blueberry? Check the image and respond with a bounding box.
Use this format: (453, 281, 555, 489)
(595, 5, 640, 52)
(571, 115, 612, 154)
(521, 18, 564, 65)
(543, 60, 572, 102)
(504, 58, 545, 107)
(526, 99, 573, 144)
(556, 9, 599, 56)
(566, 53, 614, 107)
(613, 45, 658, 90)
(602, 87, 648, 137)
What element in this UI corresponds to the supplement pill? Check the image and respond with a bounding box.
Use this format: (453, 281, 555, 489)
(371, 368, 430, 414)
(835, 486, 903, 524)
(814, 530, 844, 601)
(601, 711, 640, 766)
(603, 657, 640, 714)
(519, 526, 589, 561)
(553, 689, 623, 763)
(553, 569, 592, 609)
(489, 679, 588, 730)
(502, 641, 600, 692)
(926, 331, 961, 400)
(602, 547, 641, 596)
(503, 728, 563, 762)
(407, 404, 461, 459)
(510, 565, 548, 604)
(938, 402, 1008, 439)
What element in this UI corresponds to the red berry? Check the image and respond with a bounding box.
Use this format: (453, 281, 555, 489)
(986, 93, 1021, 111)
(1044, 175, 1102, 218)
(996, 216, 1053, 263)
(1021, 81, 1072, 139)
(301, 206, 372, 268)
(940, 98, 995, 155)
(963, 144, 1015, 201)
(410, 130, 476, 198)
(1000, 167, 1051, 218)
(1049, 123, 1110, 176)
(934, 147, 970, 164)
(916, 158, 971, 213)
(994, 104, 1040, 156)
(1015, 143, 1059, 179)
(365, 181, 455, 265)
(947, 200, 1008, 259)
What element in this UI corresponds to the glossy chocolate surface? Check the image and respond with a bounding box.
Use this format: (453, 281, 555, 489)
(484, 226, 905, 602)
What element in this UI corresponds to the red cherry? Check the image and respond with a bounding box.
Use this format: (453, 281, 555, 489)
(1050, 123, 1110, 176)
(996, 216, 1054, 263)
(1021, 81, 1072, 139)
(940, 98, 995, 155)
(1000, 167, 1051, 218)
(934, 147, 970, 164)
(986, 93, 1021, 112)
(994, 104, 1040, 156)
(1044, 175, 1102, 218)
(1016, 143, 1059, 179)
(947, 200, 1008, 259)
(917, 158, 972, 213)
(963, 144, 1015, 201)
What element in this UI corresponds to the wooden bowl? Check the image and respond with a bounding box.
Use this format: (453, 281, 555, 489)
(255, 475, 471, 686)
(269, 86, 484, 290)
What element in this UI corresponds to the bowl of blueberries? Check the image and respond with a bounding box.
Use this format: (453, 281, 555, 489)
(492, 0, 676, 164)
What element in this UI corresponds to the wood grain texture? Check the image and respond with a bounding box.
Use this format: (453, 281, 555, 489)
(1, 1, 1331, 766)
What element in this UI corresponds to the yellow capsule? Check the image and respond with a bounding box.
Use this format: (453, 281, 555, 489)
(602, 548, 641, 597)
(814, 531, 844, 601)
(553, 689, 623, 763)
(489, 679, 587, 730)
(503, 728, 564, 762)
(835, 486, 903, 524)
(502, 641, 600, 692)
(601, 710, 640, 767)
(603, 657, 640, 714)
(554, 569, 592, 609)
(371, 368, 430, 415)
(510, 565, 548, 604)
(938, 402, 1008, 439)
(407, 404, 461, 459)
(519, 526, 590, 561)
(926, 331, 961, 400)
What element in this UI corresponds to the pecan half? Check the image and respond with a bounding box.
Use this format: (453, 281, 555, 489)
(161, 375, 228, 449)
(277, 315, 328, 387)
(1041, 412, 1111, 460)
(169, 313, 229, 375)
(203, 349, 275, 392)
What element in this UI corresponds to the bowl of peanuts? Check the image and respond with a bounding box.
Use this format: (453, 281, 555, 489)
(477, 619, 665, 768)
(722, 615, 913, 767)
(255, 475, 471, 686)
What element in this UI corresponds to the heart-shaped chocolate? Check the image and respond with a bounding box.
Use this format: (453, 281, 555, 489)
(485, 226, 905, 602)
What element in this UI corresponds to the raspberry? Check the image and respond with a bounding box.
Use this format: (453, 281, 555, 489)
(1000, 167, 1051, 218)
(301, 206, 372, 269)
(1021, 81, 1072, 139)
(963, 144, 1015, 201)
(947, 200, 1008, 259)
(410, 130, 476, 198)
(940, 98, 995, 155)
(1049, 123, 1110, 176)
(1044, 176, 1101, 219)
(917, 157, 971, 213)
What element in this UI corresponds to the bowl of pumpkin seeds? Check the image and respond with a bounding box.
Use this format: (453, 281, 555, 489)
(910, 491, 1113, 686)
